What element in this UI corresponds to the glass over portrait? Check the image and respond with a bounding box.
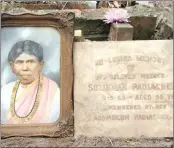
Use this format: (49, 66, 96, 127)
(1, 27, 60, 124)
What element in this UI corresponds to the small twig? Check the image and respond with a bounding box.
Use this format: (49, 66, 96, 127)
(108, 137, 113, 147)
(61, 2, 67, 10)
(127, 1, 129, 7)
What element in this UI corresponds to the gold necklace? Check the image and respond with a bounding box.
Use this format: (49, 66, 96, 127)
(10, 75, 44, 122)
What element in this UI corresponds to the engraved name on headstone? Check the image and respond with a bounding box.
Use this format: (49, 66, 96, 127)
(74, 40, 173, 137)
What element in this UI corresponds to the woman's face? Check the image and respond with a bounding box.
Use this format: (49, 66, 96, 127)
(10, 53, 44, 85)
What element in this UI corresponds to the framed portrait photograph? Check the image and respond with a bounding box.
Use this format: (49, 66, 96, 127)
(1, 12, 74, 137)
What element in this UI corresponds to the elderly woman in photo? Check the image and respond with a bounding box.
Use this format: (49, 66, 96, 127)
(1, 40, 60, 124)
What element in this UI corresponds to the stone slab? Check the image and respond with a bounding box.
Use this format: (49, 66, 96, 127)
(80, 7, 157, 40)
(74, 40, 173, 138)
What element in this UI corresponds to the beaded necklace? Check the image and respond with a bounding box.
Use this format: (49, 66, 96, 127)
(10, 75, 44, 122)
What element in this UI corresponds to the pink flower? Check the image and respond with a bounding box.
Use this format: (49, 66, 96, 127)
(104, 8, 130, 24)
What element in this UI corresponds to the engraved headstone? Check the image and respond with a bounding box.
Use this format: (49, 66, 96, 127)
(74, 40, 173, 138)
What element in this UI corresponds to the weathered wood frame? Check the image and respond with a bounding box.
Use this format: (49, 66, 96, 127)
(1, 12, 74, 138)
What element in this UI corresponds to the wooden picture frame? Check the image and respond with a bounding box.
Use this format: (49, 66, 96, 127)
(1, 12, 74, 138)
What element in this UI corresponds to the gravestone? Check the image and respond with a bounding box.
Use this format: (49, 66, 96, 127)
(74, 40, 173, 138)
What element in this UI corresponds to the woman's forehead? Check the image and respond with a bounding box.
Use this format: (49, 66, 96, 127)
(15, 53, 38, 61)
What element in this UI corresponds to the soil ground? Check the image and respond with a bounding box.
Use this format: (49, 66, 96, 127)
(1, 136, 173, 147)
